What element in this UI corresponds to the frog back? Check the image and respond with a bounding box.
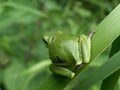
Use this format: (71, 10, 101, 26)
(48, 35, 81, 66)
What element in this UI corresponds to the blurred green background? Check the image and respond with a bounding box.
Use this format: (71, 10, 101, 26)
(0, 0, 119, 90)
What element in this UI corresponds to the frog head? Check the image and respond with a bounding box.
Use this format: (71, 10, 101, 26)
(42, 31, 63, 47)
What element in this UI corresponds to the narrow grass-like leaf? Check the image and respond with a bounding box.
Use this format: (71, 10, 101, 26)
(101, 70, 120, 90)
(0, 2, 47, 17)
(21, 60, 51, 90)
(91, 4, 120, 60)
(65, 51, 120, 90)
(101, 36, 120, 90)
(36, 74, 70, 90)
(36, 4, 120, 90)
(65, 4, 120, 90)
(3, 60, 50, 90)
(24, 60, 50, 74)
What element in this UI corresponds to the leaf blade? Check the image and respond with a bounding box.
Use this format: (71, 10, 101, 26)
(65, 51, 120, 90)
(91, 4, 120, 60)
(101, 36, 120, 90)
(36, 4, 120, 90)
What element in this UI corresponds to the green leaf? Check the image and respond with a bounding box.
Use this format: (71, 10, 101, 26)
(0, 11, 34, 29)
(91, 4, 120, 60)
(0, 2, 47, 29)
(101, 36, 120, 90)
(36, 4, 120, 90)
(19, 60, 51, 90)
(3, 59, 26, 90)
(65, 51, 120, 90)
(101, 70, 120, 90)
(0, 68, 3, 83)
(0, 2, 47, 17)
(3, 60, 50, 90)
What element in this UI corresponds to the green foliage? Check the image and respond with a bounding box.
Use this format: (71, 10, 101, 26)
(101, 36, 120, 90)
(0, 0, 120, 90)
(36, 4, 120, 90)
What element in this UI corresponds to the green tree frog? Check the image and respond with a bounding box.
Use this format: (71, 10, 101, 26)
(43, 31, 92, 79)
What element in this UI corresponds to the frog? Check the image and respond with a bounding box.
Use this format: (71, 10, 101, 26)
(43, 31, 93, 79)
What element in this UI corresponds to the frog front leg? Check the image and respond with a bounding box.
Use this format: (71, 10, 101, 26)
(79, 34, 91, 63)
(50, 63, 75, 79)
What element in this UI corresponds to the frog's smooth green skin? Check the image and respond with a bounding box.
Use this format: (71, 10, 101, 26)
(43, 31, 91, 79)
